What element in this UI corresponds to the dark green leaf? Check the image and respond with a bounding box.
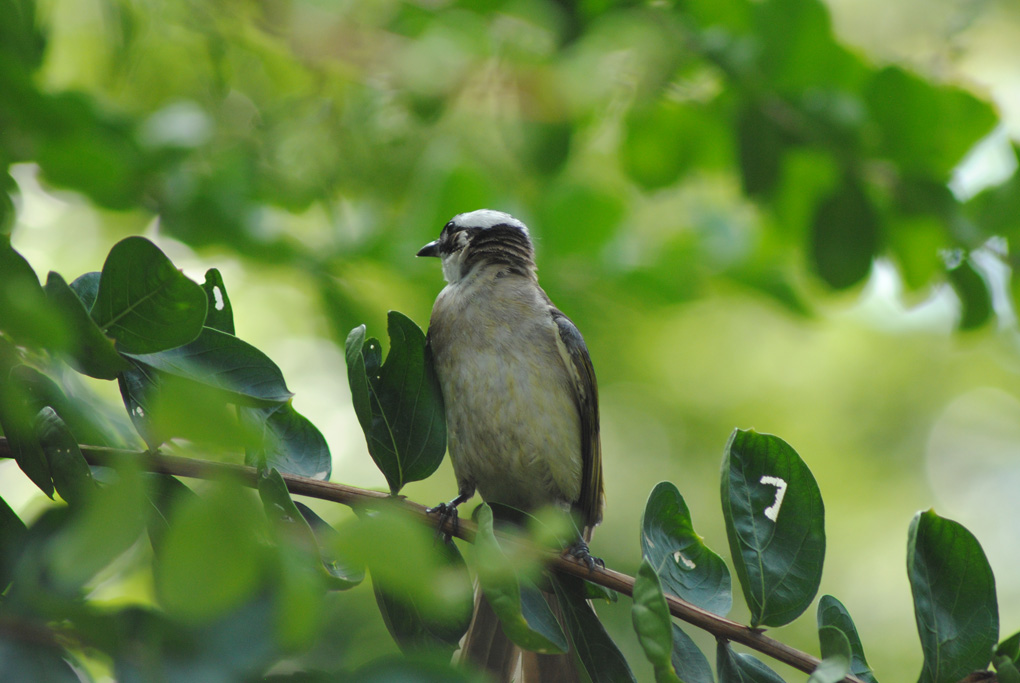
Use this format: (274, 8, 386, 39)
(947, 257, 992, 330)
(201, 268, 234, 335)
(143, 473, 197, 553)
(257, 467, 319, 551)
(552, 574, 636, 683)
(91, 236, 207, 354)
(293, 501, 364, 590)
(0, 638, 81, 683)
(997, 634, 1020, 683)
(124, 326, 293, 406)
(997, 660, 1020, 683)
(345, 311, 446, 494)
(68, 271, 101, 310)
(671, 624, 714, 683)
(721, 429, 825, 627)
(907, 509, 998, 683)
(34, 406, 95, 507)
(0, 351, 53, 496)
(998, 631, 1020, 664)
(716, 641, 785, 683)
(641, 481, 731, 616)
(817, 595, 879, 683)
(473, 503, 568, 654)
(242, 403, 332, 480)
(631, 559, 681, 683)
(0, 494, 27, 590)
(810, 626, 851, 683)
(810, 182, 879, 289)
(44, 271, 129, 380)
(0, 238, 68, 351)
(737, 103, 786, 197)
(117, 357, 167, 449)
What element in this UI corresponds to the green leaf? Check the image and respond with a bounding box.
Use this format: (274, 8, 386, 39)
(670, 624, 714, 683)
(293, 501, 364, 590)
(124, 326, 293, 406)
(737, 103, 786, 197)
(349, 655, 482, 683)
(817, 595, 879, 683)
(242, 403, 332, 480)
(257, 467, 320, 551)
(345, 311, 446, 494)
(117, 357, 168, 449)
(641, 481, 731, 616)
(998, 631, 1020, 664)
(0, 638, 82, 683)
(631, 559, 681, 683)
(201, 268, 234, 335)
(716, 641, 785, 683)
(68, 271, 101, 310)
(473, 503, 568, 654)
(90, 236, 207, 354)
(0, 238, 68, 351)
(997, 633, 1020, 683)
(44, 271, 130, 379)
(907, 509, 998, 683)
(947, 257, 992, 331)
(0, 351, 53, 497)
(143, 473, 197, 553)
(34, 406, 96, 507)
(0, 494, 27, 590)
(552, 574, 636, 683)
(810, 182, 879, 289)
(721, 429, 825, 627)
(810, 626, 851, 683)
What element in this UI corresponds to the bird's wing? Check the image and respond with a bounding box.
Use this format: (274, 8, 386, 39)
(550, 309, 604, 530)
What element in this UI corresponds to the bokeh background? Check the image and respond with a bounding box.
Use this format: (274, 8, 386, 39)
(4, 0, 1020, 679)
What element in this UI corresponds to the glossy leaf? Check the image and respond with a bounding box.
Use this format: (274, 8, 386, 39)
(474, 503, 568, 654)
(721, 429, 825, 627)
(91, 236, 207, 354)
(202, 268, 235, 335)
(810, 182, 879, 290)
(125, 326, 293, 406)
(671, 624, 714, 683)
(817, 595, 879, 683)
(641, 480, 731, 616)
(68, 271, 101, 310)
(717, 641, 785, 683)
(117, 357, 167, 449)
(293, 501, 364, 590)
(947, 257, 992, 331)
(907, 509, 998, 683)
(242, 403, 332, 480)
(34, 406, 96, 507)
(631, 559, 681, 683)
(810, 626, 851, 683)
(552, 574, 636, 683)
(345, 311, 446, 494)
(44, 271, 129, 379)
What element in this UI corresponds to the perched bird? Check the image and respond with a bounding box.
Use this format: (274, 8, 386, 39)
(418, 209, 604, 681)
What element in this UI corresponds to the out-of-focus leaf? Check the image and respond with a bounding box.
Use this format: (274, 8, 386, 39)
(522, 120, 572, 177)
(0, 494, 27, 590)
(671, 624, 714, 683)
(345, 312, 446, 494)
(154, 482, 268, 623)
(552, 574, 636, 683)
(293, 501, 364, 590)
(537, 180, 623, 256)
(817, 595, 879, 683)
(737, 103, 786, 197)
(143, 473, 197, 553)
(810, 626, 851, 683)
(865, 66, 998, 179)
(810, 182, 879, 289)
(907, 509, 998, 683)
(117, 358, 167, 449)
(242, 403, 332, 480)
(721, 429, 825, 627)
(631, 559, 681, 683)
(0, 348, 53, 497)
(947, 257, 992, 331)
(716, 641, 785, 683)
(91, 236, 207, 354)
(0, 638, 81, 683)
(44, 271, 129, 380)
(0, 238, 69, 352)
(125, 326, 293, 406)
(34, 407, 95, 507)
(348, 655, 483, 683)
(473, 503, 567, 654)
(641, 480, 731, 616)
(996, 632, 1020, 683)
(201, 268, 234, 335)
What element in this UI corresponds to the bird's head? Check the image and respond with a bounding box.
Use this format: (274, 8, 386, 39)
(417, 209, 536, 284)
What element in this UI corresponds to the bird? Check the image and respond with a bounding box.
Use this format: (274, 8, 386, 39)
(417, 209, 604, 682)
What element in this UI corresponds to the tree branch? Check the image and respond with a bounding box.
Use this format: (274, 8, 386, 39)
(0, 438, 864, 682)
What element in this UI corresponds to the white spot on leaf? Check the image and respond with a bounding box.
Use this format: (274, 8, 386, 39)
(673, 550, 696, 569)
(212, 286, 225, 311)
(759, 475, 788, 522)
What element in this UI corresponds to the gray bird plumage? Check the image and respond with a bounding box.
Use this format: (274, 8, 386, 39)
(419, 209, 604, 682)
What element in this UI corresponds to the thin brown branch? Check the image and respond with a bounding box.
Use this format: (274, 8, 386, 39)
(0, 437, 865, 682)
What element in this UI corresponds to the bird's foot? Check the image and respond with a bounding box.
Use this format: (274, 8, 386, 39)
(426, 499, 462, 543)
(566, 539, 604, 572)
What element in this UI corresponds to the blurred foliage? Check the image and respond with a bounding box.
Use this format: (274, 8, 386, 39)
(2, 0, 1020, 679)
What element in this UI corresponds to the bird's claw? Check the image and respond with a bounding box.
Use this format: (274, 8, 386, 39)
(567, 540, 604, 572)
(427, 500, 460, 542)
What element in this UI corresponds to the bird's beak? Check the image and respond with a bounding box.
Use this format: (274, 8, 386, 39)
(417, 240, 440, 258)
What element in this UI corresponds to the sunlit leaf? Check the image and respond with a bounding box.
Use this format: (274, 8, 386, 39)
(907, 509, 998, 683)
(721, 429, 825, 627)
(345, 312, 446, 494)
(91, 236, 207, 354)
(641, 481, 731, 616)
